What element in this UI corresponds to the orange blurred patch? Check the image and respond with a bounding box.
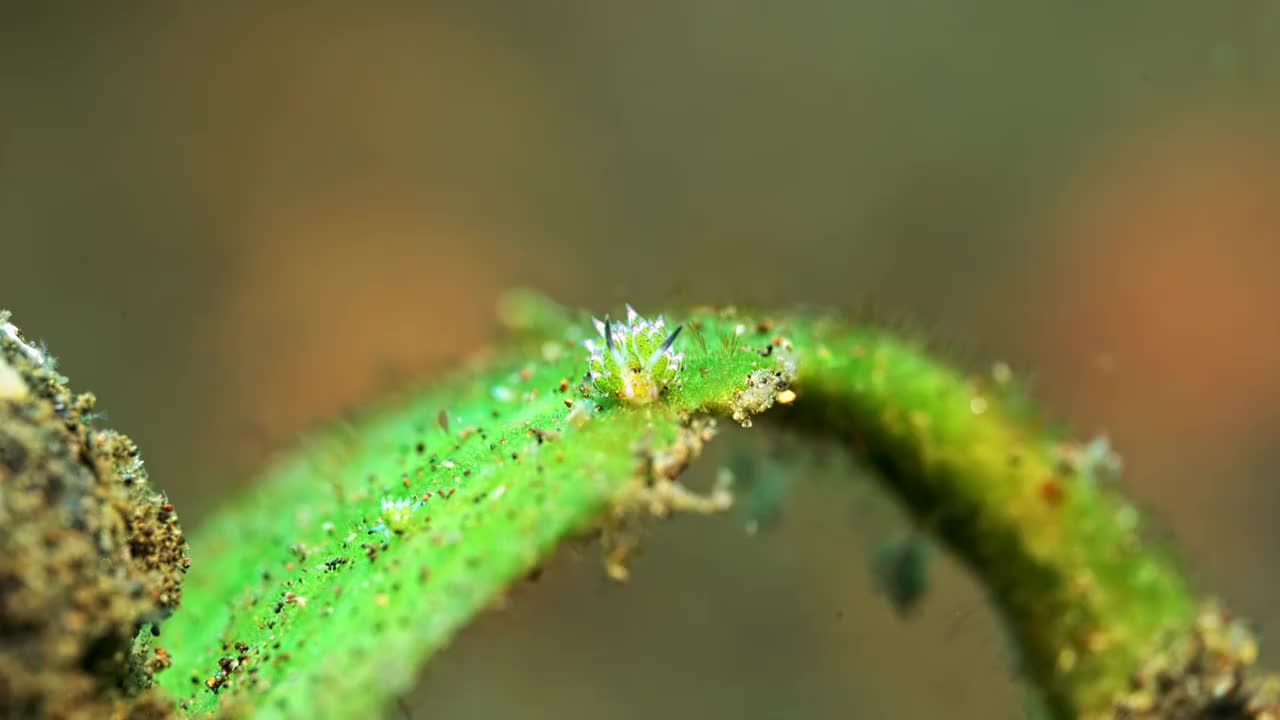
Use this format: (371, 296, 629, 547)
(1037, 115, 1280, 440)
(213, 209, 508, 448)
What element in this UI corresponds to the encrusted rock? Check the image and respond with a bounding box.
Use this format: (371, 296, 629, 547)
(0, 312, 187, 719)
(1112, 603, 1279, 719)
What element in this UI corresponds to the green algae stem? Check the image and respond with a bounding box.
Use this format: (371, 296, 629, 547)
(779, 320, 1197, 717)
(149, 295, 1267, 719)
(157, 301, 780, 719)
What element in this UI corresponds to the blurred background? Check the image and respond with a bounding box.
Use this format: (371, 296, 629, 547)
(3, 3, 1279, 718)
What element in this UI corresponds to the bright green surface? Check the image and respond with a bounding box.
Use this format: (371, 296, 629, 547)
(161, 298, 1196, 719)
(160, 300, 778, 718)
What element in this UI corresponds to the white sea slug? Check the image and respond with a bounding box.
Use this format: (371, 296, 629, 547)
(379, 495, 420, 533)
(584, 305, 683, 405)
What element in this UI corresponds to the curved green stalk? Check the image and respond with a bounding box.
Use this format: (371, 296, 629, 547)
(779, 319, 1194, 716)
(157, 300, 784, 719)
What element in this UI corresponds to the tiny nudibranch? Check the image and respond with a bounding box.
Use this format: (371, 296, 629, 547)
(584, 305, 684, 405)
(379, 496, 420, 533)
